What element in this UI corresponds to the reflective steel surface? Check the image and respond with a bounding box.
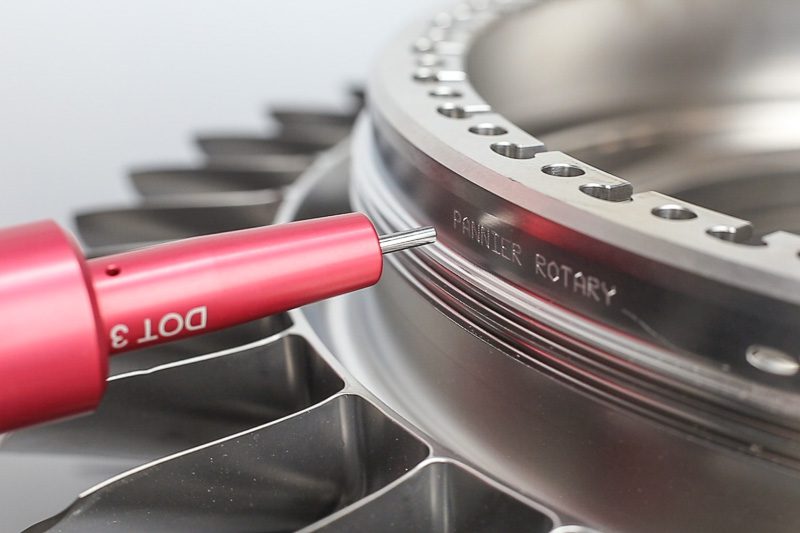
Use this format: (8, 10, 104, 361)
(5, 2, 800, 532)
(0, 87, 564, 532)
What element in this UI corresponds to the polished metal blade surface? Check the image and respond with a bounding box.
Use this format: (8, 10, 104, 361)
(130, 167, 301, 197)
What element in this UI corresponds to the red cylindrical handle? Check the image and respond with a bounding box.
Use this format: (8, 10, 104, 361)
(89, 213, 382, 355)
(0, 221, 107, 432)
(0, 213, 383, 432)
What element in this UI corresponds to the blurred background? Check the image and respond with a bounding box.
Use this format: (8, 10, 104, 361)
(0, 0, 431, 229)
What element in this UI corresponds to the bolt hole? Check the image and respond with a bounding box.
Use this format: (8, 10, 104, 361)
(429, 86, 462, 98)
(542, 163, 585, 177)
(469, 123, 507, 136)
(707, 226, 740, 241)
(491, 141, 539, 159)
(105, 264, 121, 276)
(490, 141, 538, 159)
(438, 103, 468, 118)
(413, 37, 434, 53)
(651, 204, 698, 220)
(413, 67, 437, 82)
(579, 183, 633, 202)
(706, 224, 765, 245)
(437, 103, 490, 119)
(746, 345, 798, 376)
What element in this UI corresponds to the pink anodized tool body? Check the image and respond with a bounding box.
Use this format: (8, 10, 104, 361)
(0, 213, 434, 432)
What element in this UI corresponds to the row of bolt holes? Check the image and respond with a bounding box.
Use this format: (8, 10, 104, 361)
(422, 56, 794, 374)
(430, 89, 798, 375)
(437, 97, 796, 375)
(432, 95, 760, 245)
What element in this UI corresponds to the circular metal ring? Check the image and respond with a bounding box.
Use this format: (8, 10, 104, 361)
(355, 0, 800, 466)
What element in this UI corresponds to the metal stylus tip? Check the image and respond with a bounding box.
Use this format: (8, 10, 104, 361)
(379, 226, 437, 254)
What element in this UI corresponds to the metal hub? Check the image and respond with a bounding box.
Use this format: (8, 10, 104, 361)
(4, 2, 800, 532)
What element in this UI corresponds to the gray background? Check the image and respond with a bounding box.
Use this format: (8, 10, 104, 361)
(0, 0, 430, 230)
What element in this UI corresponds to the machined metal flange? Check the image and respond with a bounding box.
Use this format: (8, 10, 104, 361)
(361, 0, 800, 399)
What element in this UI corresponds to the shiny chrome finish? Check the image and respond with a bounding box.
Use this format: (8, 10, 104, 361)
(131, 167, 301, 197)
(308, 460, 555, 532)
(271, 109, 358, 146)
(366, 0, 800, 364)
(378, 226, 436, 255)
(2, 329, 337, 531)
(3, 130, 565, 533)
(340, 1, 800, 531)
(26, 396, 429, 533)
(204, 153, 314, 173)
(76, 192, 281, 252)
(11, 3, 800, 531)
(195, 135, 330, 157)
